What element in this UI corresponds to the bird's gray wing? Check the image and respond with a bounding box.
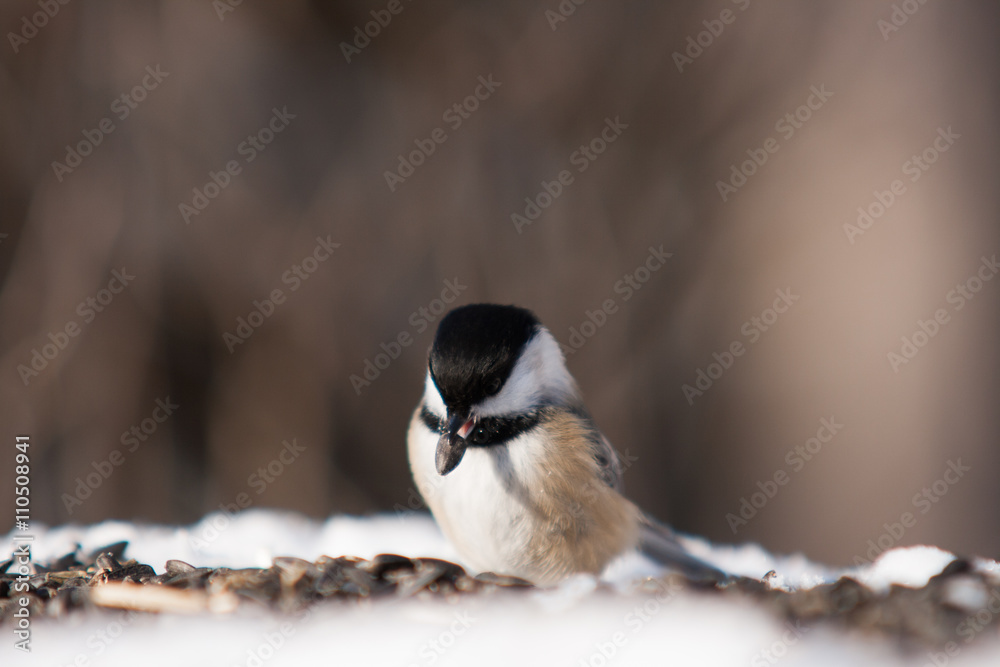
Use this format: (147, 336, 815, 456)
(591, 430, 625, 491)
(638, 512, 728, 583)
(565, 403, 625, 491)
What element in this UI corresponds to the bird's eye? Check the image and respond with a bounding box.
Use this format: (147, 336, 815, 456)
(487, 377, 502, 395)
(470, 424, 489, 445)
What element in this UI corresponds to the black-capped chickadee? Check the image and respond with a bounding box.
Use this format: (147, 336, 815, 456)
(407, 303, 725, 586)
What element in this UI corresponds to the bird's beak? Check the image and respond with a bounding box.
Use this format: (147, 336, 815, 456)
(436, 412, 475, 476)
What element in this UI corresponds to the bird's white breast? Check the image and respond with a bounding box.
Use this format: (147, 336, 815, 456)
(407, 410, 545, 578)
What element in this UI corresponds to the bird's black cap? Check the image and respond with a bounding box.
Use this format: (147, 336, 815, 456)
(429, 304, 540, 412)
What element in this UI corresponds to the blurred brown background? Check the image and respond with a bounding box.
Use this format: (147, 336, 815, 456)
(1, 1, 998, 567)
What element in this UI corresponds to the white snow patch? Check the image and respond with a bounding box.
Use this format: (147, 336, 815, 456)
(857, 545, 957, 593)
(941, 575, 991, 612)
(4, 512, 1000, 666)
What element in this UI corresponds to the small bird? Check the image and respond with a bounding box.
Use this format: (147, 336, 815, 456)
(407, 303, 724, 586)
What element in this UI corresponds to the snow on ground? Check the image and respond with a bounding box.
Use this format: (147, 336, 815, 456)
(4, 510, 1000, 666)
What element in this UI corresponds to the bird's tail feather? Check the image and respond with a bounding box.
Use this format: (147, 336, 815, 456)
(638, 513, 727, 583)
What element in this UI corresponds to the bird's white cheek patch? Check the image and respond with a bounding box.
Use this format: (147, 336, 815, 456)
(424, 372, 447, 418)
(476, 329, 577, 417)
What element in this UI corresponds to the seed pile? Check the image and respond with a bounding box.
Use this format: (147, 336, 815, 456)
(2, 543, 998, 647)
(727, 559, 1000, 646)
(0, 542, 531, 620)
